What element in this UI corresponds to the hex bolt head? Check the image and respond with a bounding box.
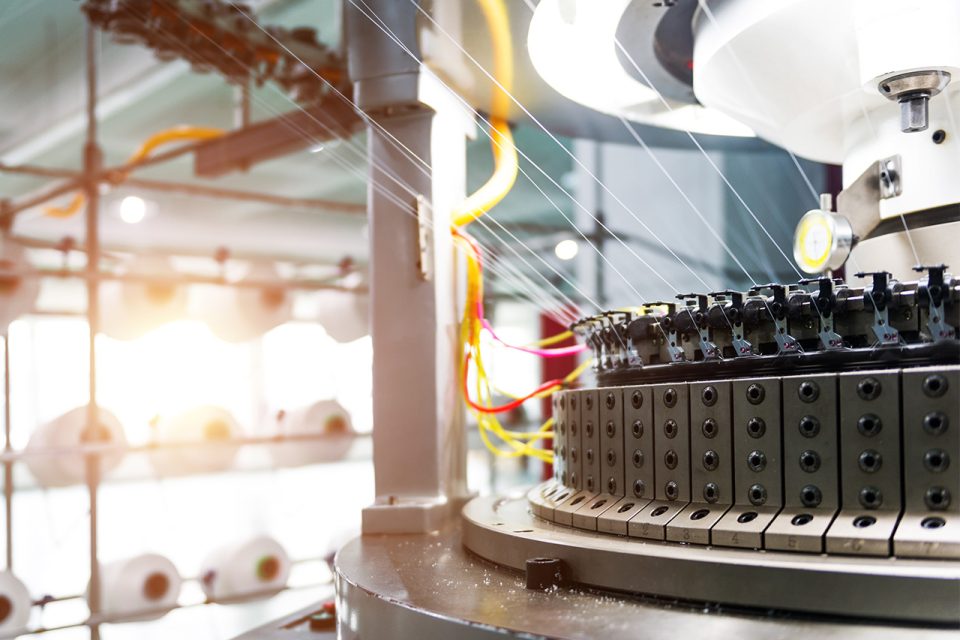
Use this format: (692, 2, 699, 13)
(746, 383, 765, 405)
(632, 420, 644, 438)
(798, 381, 819, 403)
(800, 484, 822, 507)
(703, 482, 719, 503)
(859, 486, 883, 509)
(748, 484, 767, 506)
(631, 390, 643, 409)
(857, 377, 881, 401)
(858, 449, 882, 473)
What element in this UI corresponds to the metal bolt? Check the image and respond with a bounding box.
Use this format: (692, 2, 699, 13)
(632, 420, 644, 438)
(800, 484, 822, 507)
(748, 483, 767, 506)
(701, 385, 718, 406)
(857, 414, 882, 437)
(746, 417, 766, 438)
(632, 449, 644, 468)
(701, 418, 718, 439)
(799, 450, 821, 473)
(631, 390, 643, 409)
(664, 449, 678, 470)
(859, 486, 883, 509)
(606, 392, 616, 409)
(857, 377, 881, 400)
(858, 449, 882, 473)
(925, 487, 951, 510)
(747, 450, 766, 472)
(702, 450, 719, 471)
(746, 384, 765, 405)
(664, 419, 678, 439)
(798, 381, 819, 403)
(703, 482, 719, 503)
(924, 449, 950, 472)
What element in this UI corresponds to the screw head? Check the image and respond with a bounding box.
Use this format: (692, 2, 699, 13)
(857, 414, 882, 437)
(747, 450, 767, 472)
(665, 481, 679, 500)
(585, 395, 593, 410)
(632, 449, 644, 468)
(859, 486, 883, 509)
(607, 477, 617, 494)
(633, 479, 646, 498)
(858, 449, 882, 473)
(664, 419, 678, 439)
(632, 420, 644, 438)
(798, 415, 820, 438)
(798, 381, 819, 403)
(585, 421, 594, 437)
(857, 377, 881, 400)
(701, 418, 718, 439)
(748, 484, 767, 505)
(746, 383, 765, 405)
(703, 482, 719, 503)
(605, 420, 616, 438)
(923, 411, 948, 436)
(746, 417, 766, 438)
(800, 484, 822, 507)
(663, 387, 678, 408)
(701, 385, 718, 407)
(606, 449, 616, 467)
(923, 449, 950, 472)
(922, 374, 948, 398)
(605, 392, 617, 409)
(631, 390, 643, 409)
(702, 449, 719, 471)
(664, 449, 678, 470)
(799, 450, 821, 473)
(925, 486, 951, 510)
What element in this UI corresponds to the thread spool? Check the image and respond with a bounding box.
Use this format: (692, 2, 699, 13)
(99, 256, 187, 341)
(90, 553, 182, 622)
(191, 264, 292, 343)
(0, 571, 32, 634)
(24, 407, 127, 487)
(313, 289, 369, 343)
(149, 405, 242, 476)
(269, 399, 354, 468)
(199, 535, 290, 602)
(0, 236, 40, 329)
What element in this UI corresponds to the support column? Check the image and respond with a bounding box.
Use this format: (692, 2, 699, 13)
(347, 1, 471, 533)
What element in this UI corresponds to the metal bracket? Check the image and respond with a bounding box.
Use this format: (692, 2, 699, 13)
(750, 284, 801, 354)
(914, 264, 956, 341)
(856, 271, 902, 346)
(712, 290, 752, 356)
(677, 294, 720, 360)
(835, 154, 902, 240)
(644, 302, 684, 362)
(799, 278, 845, 350)
(414, 195, 432, 281)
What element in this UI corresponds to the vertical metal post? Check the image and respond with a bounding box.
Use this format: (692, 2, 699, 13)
(593, 145, 606, 308)
(346, 1, 470, 534)
(83, 21, 103, 640)
(3, 334, 12, 570)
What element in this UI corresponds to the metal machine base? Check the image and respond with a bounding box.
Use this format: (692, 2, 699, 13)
(461, 494, 960, 626)
(331, 505, 959, 639)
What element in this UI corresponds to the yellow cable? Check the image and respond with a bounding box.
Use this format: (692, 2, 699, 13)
(44, 125, 225, 219)
(450, 0, 517, 229)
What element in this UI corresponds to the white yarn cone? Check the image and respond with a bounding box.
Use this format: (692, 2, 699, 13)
(313, 289, 368, 343)
(99, 256, 187, 341)
(0, 570, 32, 634)
(199, 535, 290, 602)
(192, 264, 293, 343)
(24, 407, 127, 487)
(149, 405, 242, 477)
(90, 553, 182, 622)
(269, 399, 354, 468)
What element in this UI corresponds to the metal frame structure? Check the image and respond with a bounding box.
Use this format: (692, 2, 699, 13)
(0, 15, 368, 640)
